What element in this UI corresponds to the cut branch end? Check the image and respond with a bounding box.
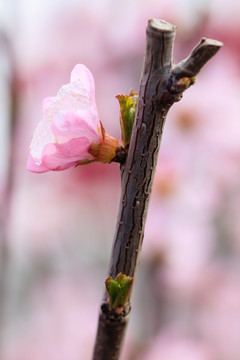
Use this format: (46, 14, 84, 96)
(148, 18, 176, 32)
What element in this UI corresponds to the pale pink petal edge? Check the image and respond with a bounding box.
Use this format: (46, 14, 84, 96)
(41, 137, 93, 171)
(70, 64, 96, 104)
(42, 96, 55, 112)
(51, 111, 101, 142)
(27, 154, 50, 173)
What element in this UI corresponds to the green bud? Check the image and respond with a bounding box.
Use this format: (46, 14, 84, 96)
(105, 273, 133, 311)
(116, 90, 138, 148)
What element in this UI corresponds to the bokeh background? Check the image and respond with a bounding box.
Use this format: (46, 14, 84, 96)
(1, 0, 240, 359)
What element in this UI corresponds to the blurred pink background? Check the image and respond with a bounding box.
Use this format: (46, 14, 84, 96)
(1, 0, 240, 359)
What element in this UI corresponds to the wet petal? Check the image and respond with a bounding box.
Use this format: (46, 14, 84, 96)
(41, 137, 93, 171)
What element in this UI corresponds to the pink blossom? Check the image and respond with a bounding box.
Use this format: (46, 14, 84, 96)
(27, 64, 118, 173)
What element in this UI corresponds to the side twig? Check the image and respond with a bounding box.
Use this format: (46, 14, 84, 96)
(92, 19, 222, 360)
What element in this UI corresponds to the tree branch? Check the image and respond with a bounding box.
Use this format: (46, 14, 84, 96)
(171, 38, 223, 79)
(92, 19, 222, 360)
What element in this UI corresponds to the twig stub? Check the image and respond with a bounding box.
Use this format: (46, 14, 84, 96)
(171, 37, 223, 80)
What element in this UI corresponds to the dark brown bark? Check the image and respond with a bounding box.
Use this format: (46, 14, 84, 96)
(108, 20, 177, 281)
(92, 19, 222, 360)
(92, 304, 130, 360)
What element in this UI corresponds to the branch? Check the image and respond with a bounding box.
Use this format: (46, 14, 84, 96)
(171, 38, 223, 79)
(92, 19, 222, 360)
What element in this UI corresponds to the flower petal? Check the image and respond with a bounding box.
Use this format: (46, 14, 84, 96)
(42, 97, 55, 112)
(41, 137, 93, 171)
(27, 153, 50, 173)
(29, 118, 56, 160)
(70, 64, 95, 102)
(43, 65, 100, 131)
(51, 111, 101, 143)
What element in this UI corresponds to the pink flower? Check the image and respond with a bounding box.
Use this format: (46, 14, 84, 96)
(27, 64, 119, 173)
